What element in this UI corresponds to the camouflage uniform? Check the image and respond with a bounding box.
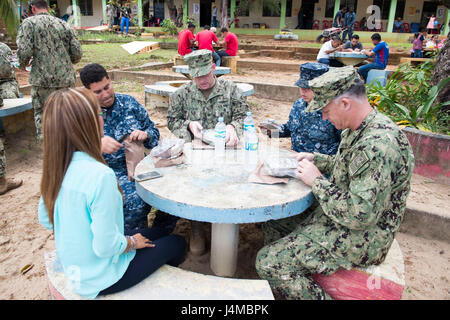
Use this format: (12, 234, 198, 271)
(106, 3, 115, 29)
(102, 93, 160, 233)
(167, 50, 248, 141)
(0, 42, 20, 99)
(0, 93, 4, 178)
(256, 67, 414, 300)
(16, 12, 82, 141)
(0, 42, 20, 179)
(279, 63, 341, 155)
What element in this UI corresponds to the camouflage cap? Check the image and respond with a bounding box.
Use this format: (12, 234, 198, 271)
(306, 66, 363, 113)
(184, 49, 214, 78)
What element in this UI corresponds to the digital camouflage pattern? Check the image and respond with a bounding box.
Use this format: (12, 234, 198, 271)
(16, 12, 82, 141)
(101, 93, 160, 233)
(183, 49, 214, 78)
(306, 66, 362, 113)
(106, 3, 115, 28)
(278, 98, 341, 155)
(256, 109, 414, 299)
(294, 62, 329, 88)
(167, 77, 249, 141)
(0, 89, 4, 178)
(16, 12, 82, 88)
(0, 42, 20, 99)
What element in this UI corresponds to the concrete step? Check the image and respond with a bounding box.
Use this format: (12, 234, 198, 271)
(237, 59, 299, 72)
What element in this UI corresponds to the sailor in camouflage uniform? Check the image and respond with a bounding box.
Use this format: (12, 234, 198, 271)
(262, 62, 341, 155)
(80, 63, 178, 234)
(16, 0, 82, 142)
(0, 42, 20, 99)
(167, 49, 249, 255)
(255, 66, 414, 300)
(0, 45, 23, 195)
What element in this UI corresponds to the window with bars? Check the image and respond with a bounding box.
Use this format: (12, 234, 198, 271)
(262, 0, 292, 17)
(78, 0, 93, 16)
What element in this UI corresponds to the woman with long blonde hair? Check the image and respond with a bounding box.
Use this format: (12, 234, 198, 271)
(38, 88, 186, 298)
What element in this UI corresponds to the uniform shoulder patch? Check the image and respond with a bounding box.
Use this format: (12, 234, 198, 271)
(349, 151, 370, 176)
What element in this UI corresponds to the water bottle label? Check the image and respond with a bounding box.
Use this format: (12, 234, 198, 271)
(244, 124, 255, 131)
(247, 142, 258, 151)
(215, 130, 226, 138)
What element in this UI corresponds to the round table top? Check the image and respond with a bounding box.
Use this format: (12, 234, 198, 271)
(329, 51, 369, 59)
(0, 98, 32, 117)
(135, 143, 314, 224)
(172, 65, 231, 75)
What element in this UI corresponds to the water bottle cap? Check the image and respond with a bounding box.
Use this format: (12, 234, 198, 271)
(218, 117, 224, 122)
(246, 111, 252, 116)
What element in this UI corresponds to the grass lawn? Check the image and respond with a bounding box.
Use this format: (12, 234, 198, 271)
(76, 43, 177, 71)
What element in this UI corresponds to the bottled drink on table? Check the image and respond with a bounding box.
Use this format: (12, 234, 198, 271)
(214, 117, 226, 158)
(243, 111, 255, 150)
(245, 127, 259, 171)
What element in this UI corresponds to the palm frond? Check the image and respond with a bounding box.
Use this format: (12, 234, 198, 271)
(0, 0, 20, 40)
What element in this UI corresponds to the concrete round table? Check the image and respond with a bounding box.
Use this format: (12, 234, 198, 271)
(329, 51, 369, 66)
(135, 143, 314, 277)
(172, 65, 231, 79)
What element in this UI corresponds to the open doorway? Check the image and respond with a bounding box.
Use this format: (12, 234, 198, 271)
(421, 1, 438, 30)
(300, 0, 318, 29)
(200, 0, 212, 28)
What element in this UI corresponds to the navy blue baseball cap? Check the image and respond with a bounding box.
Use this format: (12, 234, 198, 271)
(294, 62, 330, 88)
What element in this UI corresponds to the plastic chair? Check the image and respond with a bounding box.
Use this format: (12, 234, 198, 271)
(403, 23, 410, 33)
(155, 18, 161, 27)
(323, 20, 329, 29)
(353, 21, 360, 31)
(313, 20, 320, 30)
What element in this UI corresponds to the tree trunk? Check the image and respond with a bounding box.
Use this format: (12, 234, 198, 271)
(221, 0, 228, 29)
(166, 0, 177, 22)
(432, 2, 450, 104)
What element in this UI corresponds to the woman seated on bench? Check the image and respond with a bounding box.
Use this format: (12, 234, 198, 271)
(38, 88, 186, 299)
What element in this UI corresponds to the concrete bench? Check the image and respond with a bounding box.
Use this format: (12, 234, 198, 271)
(221, 56, 239, 73)
(399, 57, 431, 66)
(173, 54, 187, 66)
(312, 239, 405, 300)
(0, 98, 32, 133)
(145, 81, 254, 110)
(44, 250, 274, 300)
(366, 69, 393, 87)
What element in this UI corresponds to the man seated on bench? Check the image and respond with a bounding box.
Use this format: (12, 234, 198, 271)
(359, 33, 389, 82)
(217, 27, 238, 64)
(255, 67, 414, 300)
(260, 62, 341, 157)
(80, 63, 179, 235)
(316, 36, 345, 67)
(178, 23, 196, 56)
(342, 34, 363, 52)
(195, 25, 220, 66)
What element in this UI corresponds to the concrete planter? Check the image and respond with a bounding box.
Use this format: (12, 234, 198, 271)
(402, 127, 450, 185)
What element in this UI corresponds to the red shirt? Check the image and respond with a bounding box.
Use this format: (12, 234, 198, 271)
(224, 32, 238, 56)
(195, 30, 218, 52)
(178, 29, 195, 56)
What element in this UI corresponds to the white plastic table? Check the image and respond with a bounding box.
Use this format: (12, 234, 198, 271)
(135, 143, 314, 277)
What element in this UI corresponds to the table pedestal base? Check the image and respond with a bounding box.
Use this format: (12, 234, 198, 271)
(210, 223, 239, 277)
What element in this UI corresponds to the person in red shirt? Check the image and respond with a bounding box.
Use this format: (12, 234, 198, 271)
(217, 27, 238, 65)
(195, 25, 220, 66)
(178, 23, 196, 56)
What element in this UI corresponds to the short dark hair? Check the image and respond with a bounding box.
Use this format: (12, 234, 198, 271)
(331, 36, 341, 42)
(351, 34, 359, 40)
(221, 27, 229, 33)
(31, 0, 49, 9)
(371, 33, 382, 41)
(187, 23, 195, 29)
(80, 63, 109, 89)
(203, 25, 210, 30)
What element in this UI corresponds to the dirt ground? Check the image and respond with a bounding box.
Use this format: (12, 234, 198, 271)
(2, 60, 449, 300)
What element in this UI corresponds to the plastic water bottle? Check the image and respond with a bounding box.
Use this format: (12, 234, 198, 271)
(245, 127, 259, 171)
(214, 117, 226, 158)
(243, 111, 255, 150)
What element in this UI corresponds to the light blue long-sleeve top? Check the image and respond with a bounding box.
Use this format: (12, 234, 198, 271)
(38, 151, 136, 299)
